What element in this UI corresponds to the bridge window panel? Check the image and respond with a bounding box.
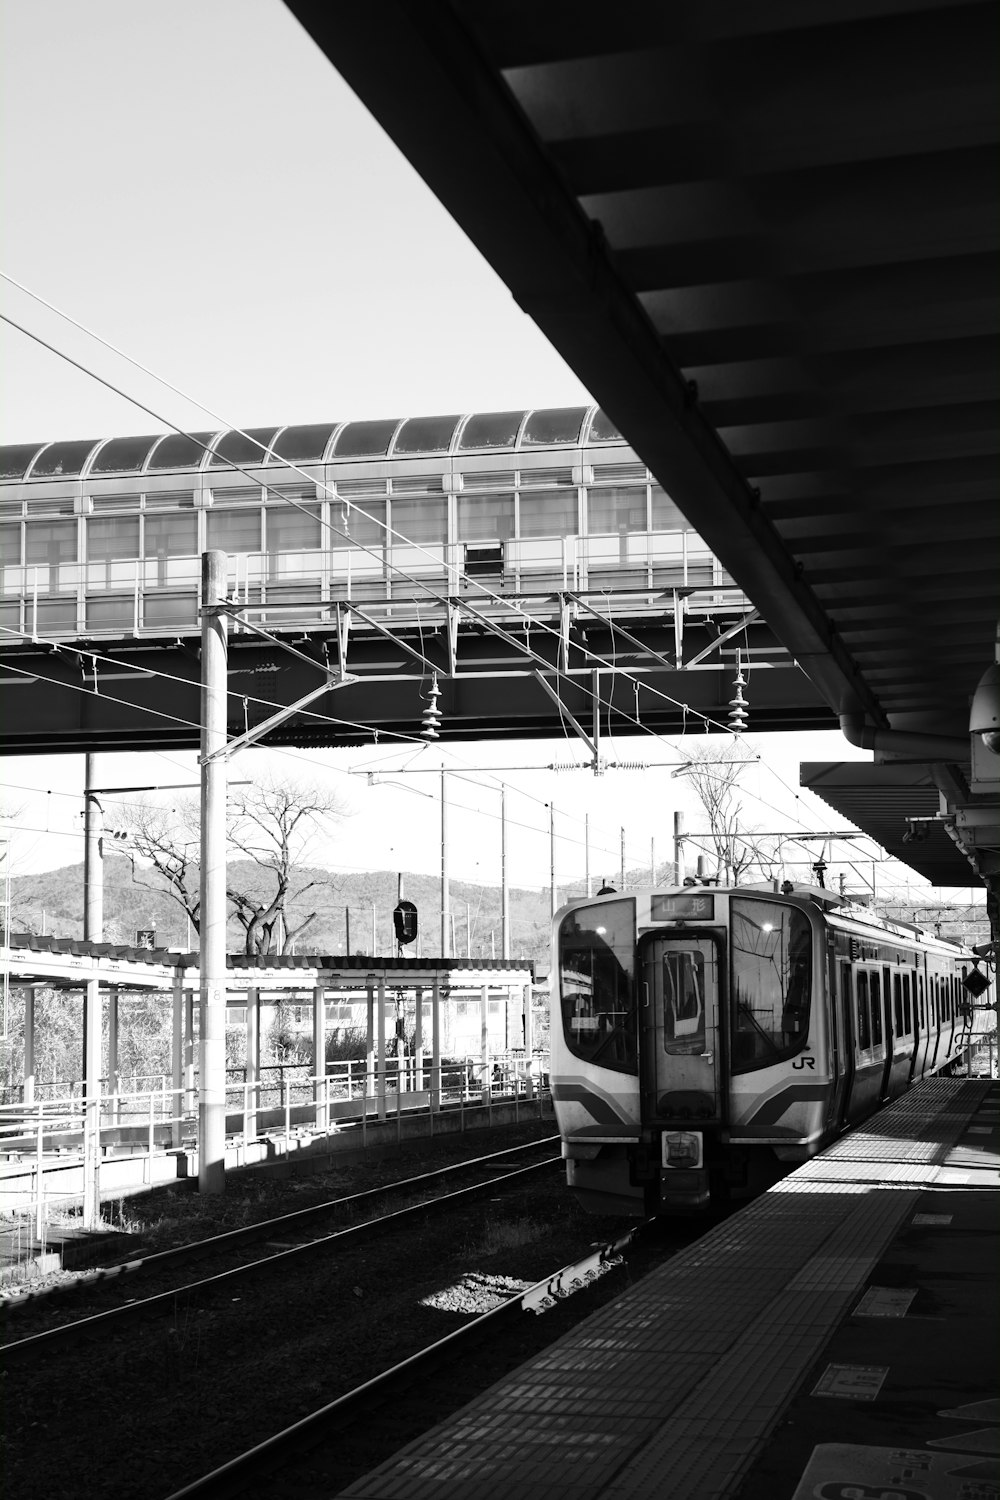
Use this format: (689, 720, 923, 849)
(208, 428, 279, 468)
(339, 498, 386, 548)
(144, 490, 195, 511)
(87, 516, 140, 562)
(145, 513, 198, 559)
(586, 409, 623, 443)
(458, 411, 525, 450)
(332, 419, 400, 458)
(270, 423, 338, 464)
(143, 592, 197, 630)
(456, 493, 515, 542)
(558, 898, 637, 1075)
(393, 415, 462, 454)
(857, 970, 871, 1050)
(206, 509, 262, 553)
(89, 435, 160, 474)
(518, 491, 579, 538)
(29, 440, 100, 478)
(0, 599, 21, 631)
(86, 595, 133, 632)
(0, 443, 48, 480)
(91, 494, 142, 514)
(730, 897, 811, 1072)
(586, 485, 647, 534)
(0, 523, 21, 566)
(521, 407, 587, 446)
(651, 486, 686, 530)
(33, 598, 77, 634)
(390, 497, 446, 546)
(25, 519, 78, 568)
(265, 504, 321, 554)
(146, 432, 216, 470)
(25, 495, 75, 516)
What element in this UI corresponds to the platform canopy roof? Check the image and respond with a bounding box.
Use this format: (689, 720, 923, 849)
(288, 0, 1000, 910)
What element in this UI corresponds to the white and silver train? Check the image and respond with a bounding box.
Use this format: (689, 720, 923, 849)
(550, 882, 994, 1214)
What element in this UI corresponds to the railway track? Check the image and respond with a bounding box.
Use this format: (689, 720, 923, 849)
(1, 1136, 561, 1360)
(164, 1225, 646, 1500)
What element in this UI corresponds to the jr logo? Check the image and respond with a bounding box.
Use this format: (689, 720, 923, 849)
(792, 1056, 816, 1070)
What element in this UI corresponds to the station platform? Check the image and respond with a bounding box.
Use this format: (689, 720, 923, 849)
(338, 1075, 999, 1500)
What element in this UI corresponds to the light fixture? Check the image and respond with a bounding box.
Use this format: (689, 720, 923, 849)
(970, 625, 1000, 754)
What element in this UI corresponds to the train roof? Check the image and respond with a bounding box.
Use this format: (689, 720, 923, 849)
(0, 405, 626, 481)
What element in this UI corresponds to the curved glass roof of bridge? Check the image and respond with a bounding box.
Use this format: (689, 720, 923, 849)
(0, 406, 624, 481)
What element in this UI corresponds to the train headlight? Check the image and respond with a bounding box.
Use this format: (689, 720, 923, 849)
(662, 1130, 703, 1169)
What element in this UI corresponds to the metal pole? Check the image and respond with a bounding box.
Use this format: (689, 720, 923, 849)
(371, 903, 377, 956)
(650, 838, 656, 884)
(83, 754, 103, 943)
(501, 786, 510, 960)
(585, 813, 591, 897)
(674, 811, 685, 885)
(198, 549, 228, 1195)
(620, 827, 626, 889)
(440, 770, 450, 958)
(550, 802, 557, 918)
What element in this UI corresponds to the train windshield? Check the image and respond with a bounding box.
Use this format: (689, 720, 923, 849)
(558, 899, 637, 1074)
(730, 898, 812, 1073)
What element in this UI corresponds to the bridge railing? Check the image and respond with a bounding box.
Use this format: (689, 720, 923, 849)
(1, 530, 740, 640)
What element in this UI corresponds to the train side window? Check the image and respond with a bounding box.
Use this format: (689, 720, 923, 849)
(558, 899, 637, 1075)
(893, 974, 903, 1035)
(902, 974, 912, 1035)
(856, 970, 870, 1051)
(918, 975, 925, 1029)
(730, 897, 811, 1073)
(870, 972, 883, 1047)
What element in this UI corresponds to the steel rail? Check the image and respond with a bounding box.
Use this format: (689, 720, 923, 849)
(3, 1133, 560, 1306)
(163, 1223, 645, 1500)
(1, 1154, 561, 1364)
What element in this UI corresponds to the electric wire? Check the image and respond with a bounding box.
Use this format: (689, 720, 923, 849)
(0, 285, 742, 745)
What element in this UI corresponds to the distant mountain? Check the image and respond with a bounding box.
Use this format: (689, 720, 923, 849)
(6, 859, 557, 967)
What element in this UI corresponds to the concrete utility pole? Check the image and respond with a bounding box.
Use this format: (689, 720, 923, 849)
(83, 754, 103, 943)
(550, 802, 557, 918)
(198, 551, 229, 1195)
(440, 770, 450, 957)
(501, 786, 510, 960)
(674, 811, 685, 885)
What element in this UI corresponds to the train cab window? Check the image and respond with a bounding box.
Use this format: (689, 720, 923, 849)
(730, 897, 811, 1073)
(856, 970, 871, 1051)
(870, 972, 883, 1047)
(558, 899, 637, 1075)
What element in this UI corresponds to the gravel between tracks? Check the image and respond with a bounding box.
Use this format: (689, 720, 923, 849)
(2, 1120, 668, 1500)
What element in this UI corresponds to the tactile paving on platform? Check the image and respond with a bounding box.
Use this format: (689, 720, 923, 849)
(337, 1077, 993, 1500)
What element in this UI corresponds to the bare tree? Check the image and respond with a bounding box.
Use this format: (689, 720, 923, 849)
(121, 799, 202, 933)
(122, 777, 349, 954)
(225, 778, 348, 956)
(680, 742, 778, 885)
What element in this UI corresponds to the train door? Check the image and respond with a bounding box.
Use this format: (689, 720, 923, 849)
(640, 933, 722, 1124)
(830, 961, 855, 1130)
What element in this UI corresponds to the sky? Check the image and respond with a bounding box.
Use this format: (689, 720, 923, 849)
(0, 2, 980, 909)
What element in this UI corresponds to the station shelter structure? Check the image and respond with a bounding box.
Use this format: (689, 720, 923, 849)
(0, 931, 536, 1228)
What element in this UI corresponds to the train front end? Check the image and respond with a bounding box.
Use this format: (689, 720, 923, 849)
(551, 887, 823, 1215)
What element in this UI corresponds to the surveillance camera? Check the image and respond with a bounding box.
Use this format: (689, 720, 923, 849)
(970, 660, 1000, 754)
